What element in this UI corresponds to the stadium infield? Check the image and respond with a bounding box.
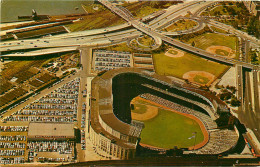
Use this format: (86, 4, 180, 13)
(131, 97, 209, 150)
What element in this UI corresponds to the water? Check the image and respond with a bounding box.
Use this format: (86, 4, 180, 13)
(1, 0, 93, 23)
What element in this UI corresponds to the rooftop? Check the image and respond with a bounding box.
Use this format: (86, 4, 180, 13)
(28, 123, 74, 138)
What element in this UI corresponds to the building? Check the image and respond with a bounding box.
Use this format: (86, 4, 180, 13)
(89, 68, 229, 160)
(28, 123, 75, 141)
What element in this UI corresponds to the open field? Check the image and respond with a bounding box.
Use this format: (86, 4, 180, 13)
(153, 48, 228, 84)
(184, 33, 238, 59)
(131, 98, 204, 149)
(185, 32, 237, 51)
(208, 4, 243, 16)
(163, 19, 198, 32)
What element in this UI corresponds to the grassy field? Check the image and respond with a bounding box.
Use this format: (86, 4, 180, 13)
(139, 109, 204, 149)
(138, 36, 155, 47)
(153, 49, 228, 79)
(163, 19, 198, 32)
(185, 33, 237, 50)
(184, 32, 239, 59)
(209, 5, 242, 16)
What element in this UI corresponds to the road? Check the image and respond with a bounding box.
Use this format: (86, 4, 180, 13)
(1, 46, 78, 57)
(1, 0, 258, 71)
(161, 17, 206, 36)
(237, 69, 260, 140)
(98, 0, 258, 70)
(0, 29, 141, 52)
(235, 38, 260, 141)
(236, 64, 243, 106)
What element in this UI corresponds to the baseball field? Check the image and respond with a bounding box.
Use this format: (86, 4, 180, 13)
(131, 97, 207, 149)
(186, 33, 238, 59)
(152, 32, 238, 85)
(153, 49, 228, 85)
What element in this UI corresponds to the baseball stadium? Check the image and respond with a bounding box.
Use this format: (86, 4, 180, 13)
(89, 68, 240, 160)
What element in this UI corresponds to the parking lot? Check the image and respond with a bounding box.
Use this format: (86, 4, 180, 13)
(0, 78, 80, 164)
(4, 78, 80, 123)
(93, 50, 133, 71)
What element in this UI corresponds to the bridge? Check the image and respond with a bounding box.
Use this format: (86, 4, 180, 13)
(97, 0, 257, 70)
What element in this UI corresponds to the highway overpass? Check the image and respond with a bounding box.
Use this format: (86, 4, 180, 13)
(98, 0, 257, 70)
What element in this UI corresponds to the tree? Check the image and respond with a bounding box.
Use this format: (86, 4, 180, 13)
(247, 16, 259, 37)
(232, 21, 238, 29)
(149, 1, 160, 8)
(231, 98, 240, 107)
(191, 41, 195, 47)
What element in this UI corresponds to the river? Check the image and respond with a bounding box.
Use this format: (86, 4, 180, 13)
(1, 0, 93, 23)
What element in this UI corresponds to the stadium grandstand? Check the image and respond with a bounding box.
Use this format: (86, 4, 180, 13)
(89, 68, 239, 160)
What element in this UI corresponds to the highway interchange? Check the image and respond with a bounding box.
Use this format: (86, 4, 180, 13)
(0, 0, 260, 156)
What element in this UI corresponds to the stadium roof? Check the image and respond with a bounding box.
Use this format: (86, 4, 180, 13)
(28, 123, 74, 138)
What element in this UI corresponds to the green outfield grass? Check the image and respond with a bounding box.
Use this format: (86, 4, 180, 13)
(139, 109, 204, 149)
(153, 49, 228, 79)
(185, 32, 239, 59)
(186, 33, 237, 50)
(209, 4, 243, 16)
